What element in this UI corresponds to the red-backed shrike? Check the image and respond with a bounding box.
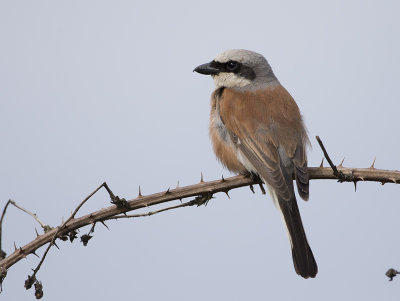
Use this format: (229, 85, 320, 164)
(194, 49, 317, 278)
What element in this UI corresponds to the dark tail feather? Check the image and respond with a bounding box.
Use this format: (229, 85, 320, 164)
(278, 196, 317, 278)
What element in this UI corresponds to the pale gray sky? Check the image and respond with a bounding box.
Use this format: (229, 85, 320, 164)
(1, 0, 400, 300)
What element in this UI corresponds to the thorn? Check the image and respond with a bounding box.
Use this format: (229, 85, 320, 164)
(249, 185, 255, 194)
(370, 157, 376, 169)
(221, 175, 225, 182)
(19, 248, 27, 259)
(164, 188, 171, 195)
(138, 186, 142, 197)
(338, 158, 345, 168)
(31, 251, 39, 258)
(35, 228, 40, 237)
(320, 158, 324, 167)
(123, 212, 127, 216)
(200, 172, 204, 183)
(14, 242, 17, 252)
(224, 190, 230, 199)
(359, 176, 365, 182)
(389, 178, 397, 184)
(176, 181, 180, 188)
(53, 242, 60, 250)
(353, 181, 357, 192)
(100, 220, 109, 230)
(381, 181, 386, 186)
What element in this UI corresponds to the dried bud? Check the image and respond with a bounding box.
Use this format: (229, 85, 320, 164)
(111, 196, 128, 208)
(42, 225, 53, 233)
(59, 235, 68, 241)
(386, 268, 399, 281)
(69, 230, 78, 242)
(34, 281, 43, 299)
(24, 275, 36, 290)
(80, 234, 93, 246)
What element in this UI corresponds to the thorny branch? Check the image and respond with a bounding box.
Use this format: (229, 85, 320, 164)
(0, 137, 400, 298)
(314, 136, 398, 191)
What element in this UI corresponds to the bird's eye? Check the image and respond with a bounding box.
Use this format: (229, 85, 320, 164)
(226, 61, 238, 71)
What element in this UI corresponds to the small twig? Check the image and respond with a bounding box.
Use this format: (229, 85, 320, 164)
(69, 182, 110, 221)
(8, 200, 49, 231)
(106, 200, 194, 220)
(0, 200, 12, 259)
(316, 136, 355, 183)
(0, 201, 11, 291)
(316, 136, 340, 176)
(105, 194, 211, 221)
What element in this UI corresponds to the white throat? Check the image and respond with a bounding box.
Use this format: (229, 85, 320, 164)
(212, 72, 252, 88)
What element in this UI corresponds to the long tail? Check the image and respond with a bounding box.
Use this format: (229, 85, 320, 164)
(277, 195, 318, 278)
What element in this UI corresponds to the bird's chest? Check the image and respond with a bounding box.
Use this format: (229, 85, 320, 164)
(209, 91, 248, 174)
(210, 103, 231, 146)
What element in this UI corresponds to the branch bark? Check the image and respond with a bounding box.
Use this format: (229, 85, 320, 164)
(1, 165, 399, 271)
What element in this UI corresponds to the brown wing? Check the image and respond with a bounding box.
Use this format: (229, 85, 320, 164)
(218, 85, 309, 200)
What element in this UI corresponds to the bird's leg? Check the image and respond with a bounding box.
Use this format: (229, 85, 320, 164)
(244, 172, 266, 194)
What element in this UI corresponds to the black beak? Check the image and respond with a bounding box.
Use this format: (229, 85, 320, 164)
(193, 62, 220, 75)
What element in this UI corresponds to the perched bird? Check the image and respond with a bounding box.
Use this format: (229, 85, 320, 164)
(194, 49, 317, 278)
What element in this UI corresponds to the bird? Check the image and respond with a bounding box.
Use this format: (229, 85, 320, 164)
(193, 49, 317, 278)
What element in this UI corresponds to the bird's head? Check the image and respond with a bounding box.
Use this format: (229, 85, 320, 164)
(194, 49, 278, 90)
